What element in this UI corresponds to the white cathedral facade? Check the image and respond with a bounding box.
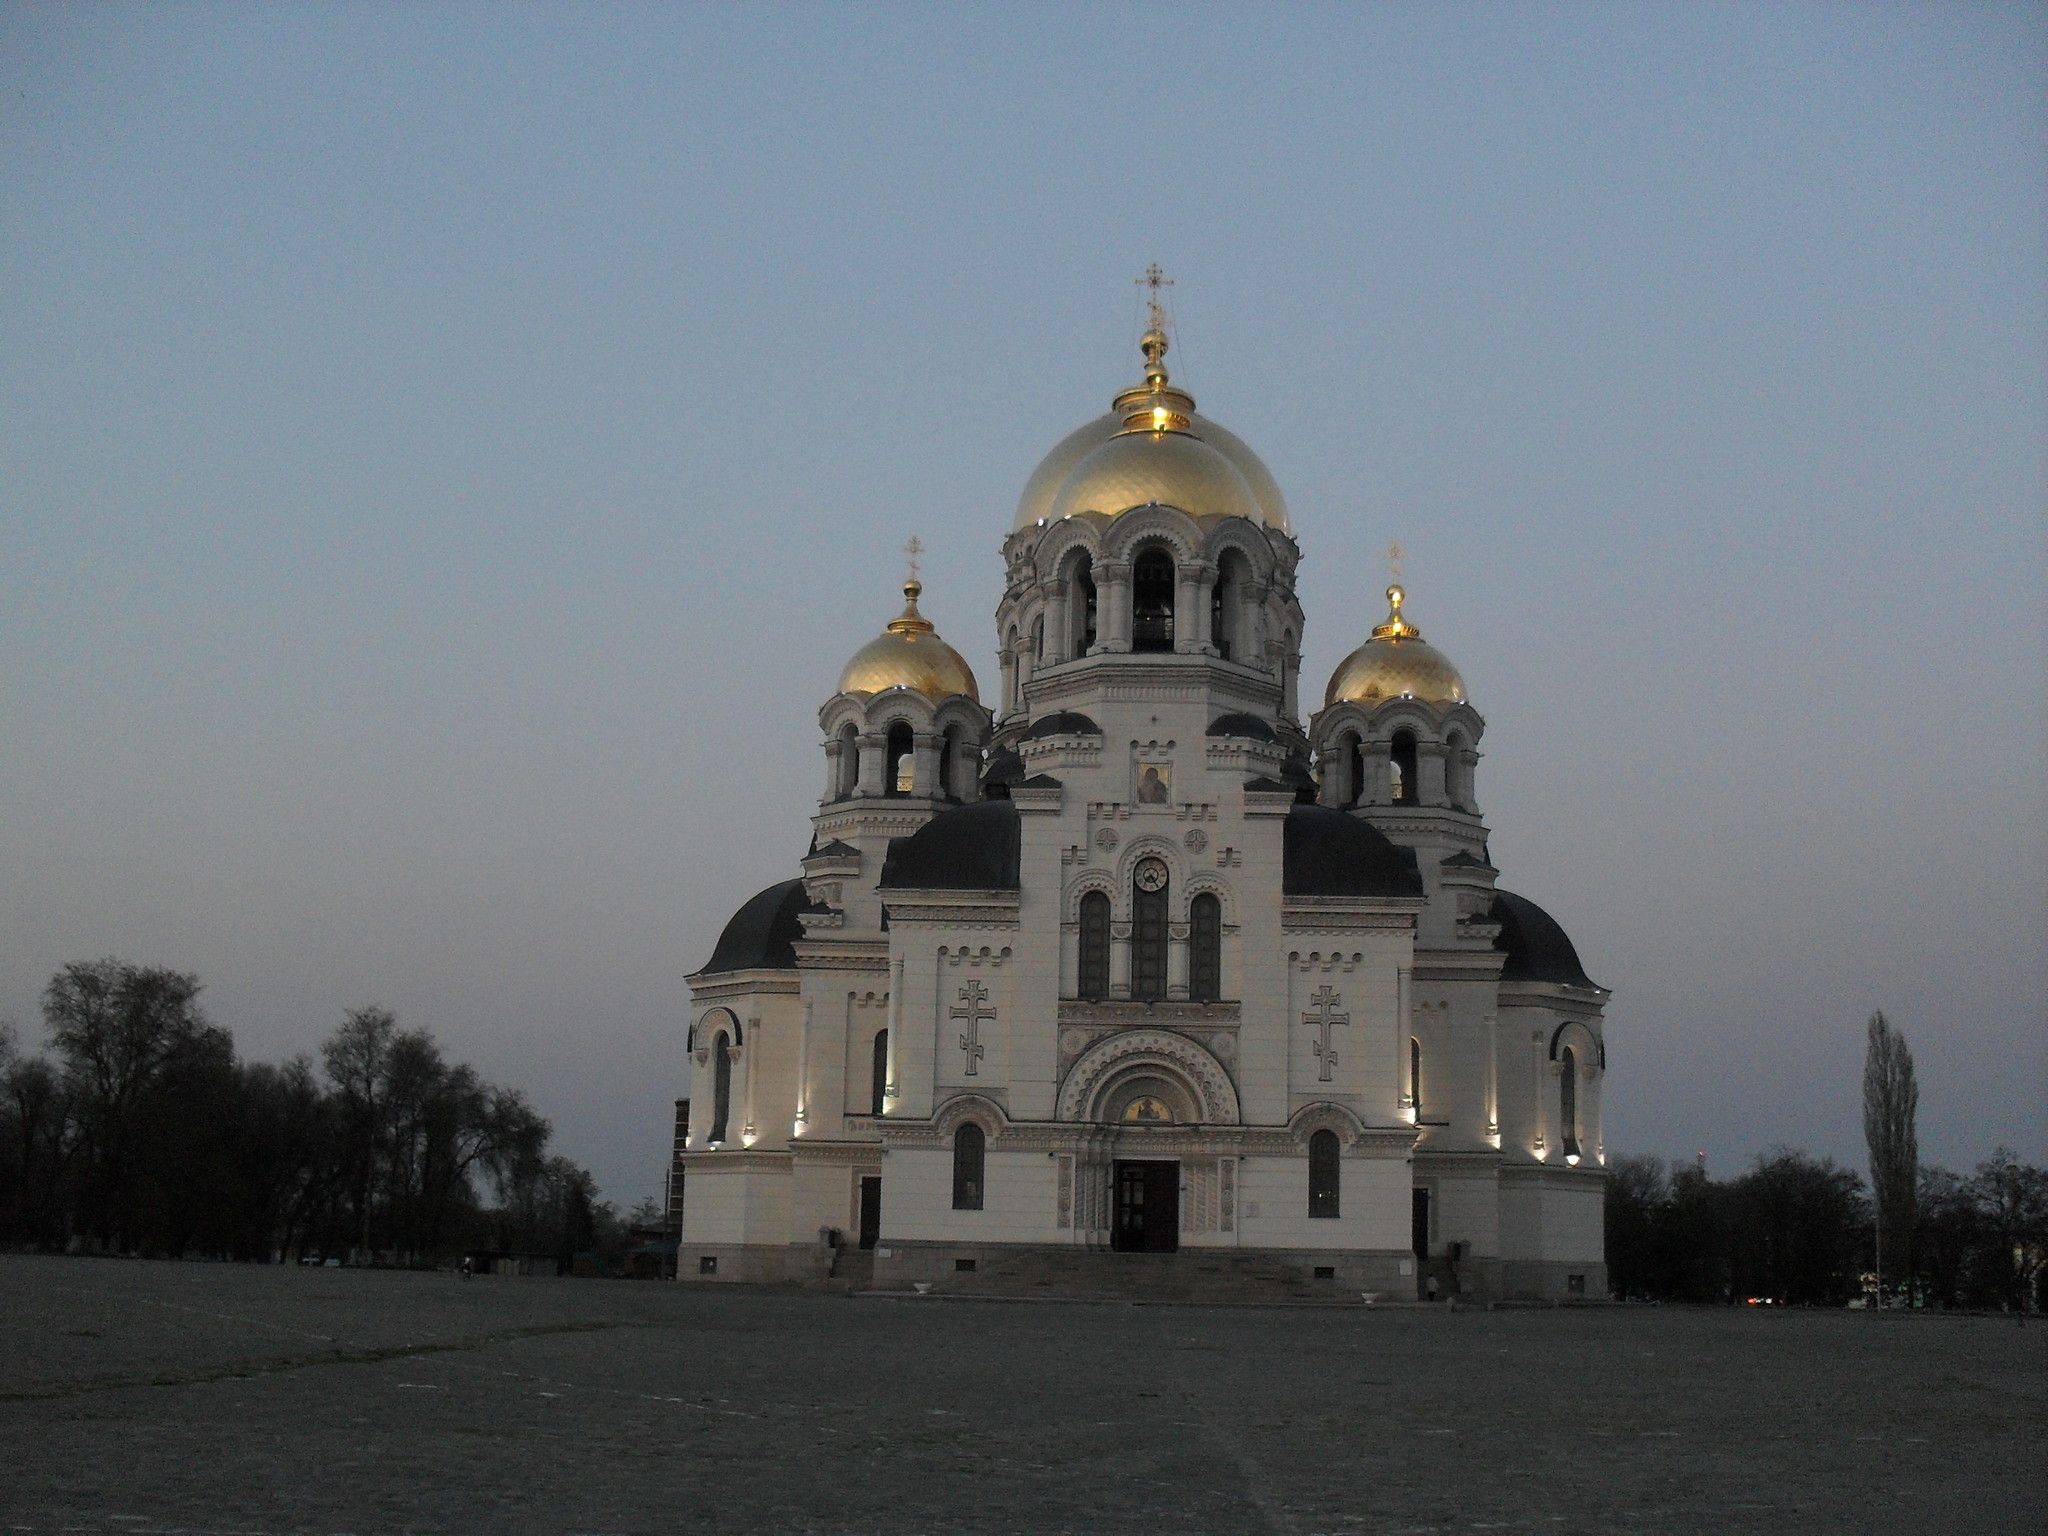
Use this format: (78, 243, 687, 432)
(675, 316, 1610, 1301)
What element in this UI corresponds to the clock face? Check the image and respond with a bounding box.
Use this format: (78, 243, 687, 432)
(1134, 858, 1169, 893)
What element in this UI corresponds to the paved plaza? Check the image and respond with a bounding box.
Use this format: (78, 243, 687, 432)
(0, 1254, 2040, 1535)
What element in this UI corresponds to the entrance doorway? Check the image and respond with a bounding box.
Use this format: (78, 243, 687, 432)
(1113, 1160, 1180, 1252)
(858, 1177, 882, 1250)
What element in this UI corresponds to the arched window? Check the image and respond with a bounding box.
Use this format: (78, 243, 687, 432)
(1560, 1045, 1580, 1160)
(1346, 734, 1366, 807)
(886, 721, 915, 796)
(1032, 614, 1045, 664)
(1189, 893, 1222, 1003)
(1077, 891, 1111, 1001)
(709, 1031, 732, 1144)
(952, 1122, 985, 1210)
(1409, 1037, 1422, 1115)
(835, 723, 859, 800)
(1308, 1129, 1340, 1218)
(1132, 859, 1169, 1002)
(1131, 547, 1176, 652)
(1005, 626, 1022, 714)
(870, 1029, 889, 1116)
(1071, 552, 1098, 655)
(1391, 729, 1419, 805)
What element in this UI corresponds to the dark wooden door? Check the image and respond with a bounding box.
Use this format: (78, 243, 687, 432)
(1411, 1187, 1430, 1258)
(858, 1177, 882, 1250)
(1113, 1161, 1179, 1253)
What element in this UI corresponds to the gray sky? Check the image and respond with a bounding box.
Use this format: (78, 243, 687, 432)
(3, 4, 2042, 1206)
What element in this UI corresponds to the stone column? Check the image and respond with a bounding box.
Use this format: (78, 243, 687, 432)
(997, 647, 1016, 720)
(1418, 740, 1449, 806)
(822, 740, 843, 804)
(1109, 922, 1133, 1000)
(1174, 566, 1204, 654)
(912, 731, 942, 798)
(1166, 923, 1190, 1000)
(1043, 581, 1069, 666)
(1242, 581, 1270, 672)
(855, 733, 885, 797)
(1097, 560, 1132, 653)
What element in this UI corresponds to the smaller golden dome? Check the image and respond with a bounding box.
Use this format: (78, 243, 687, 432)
(838, 581, 980, 701)
(1325, 584, 1467, 708)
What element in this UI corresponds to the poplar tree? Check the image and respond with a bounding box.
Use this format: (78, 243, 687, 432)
(1862, 1010, 1919, 1301)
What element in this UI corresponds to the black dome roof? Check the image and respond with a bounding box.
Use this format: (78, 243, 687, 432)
(1020, 711, 1101, 741)
(1492, 890, 1599, 989)
(1207, 712, 1277, 742)
(699, 878, 814, 974)
(1282, 806, 1424, 898)
(879, 801, 1022, 891)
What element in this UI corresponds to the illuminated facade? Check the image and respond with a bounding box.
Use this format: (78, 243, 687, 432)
(675, 303, 1610, 1300)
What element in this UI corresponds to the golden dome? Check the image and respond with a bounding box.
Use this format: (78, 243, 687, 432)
(1012, 331, 1291, 533)
(1325, 585, 1467, 709)
(838, 581, 980, 701)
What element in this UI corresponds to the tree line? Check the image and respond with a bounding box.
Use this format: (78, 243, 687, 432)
(0, 958, 624, 1269)
(1606, 1012, 2047, 1309)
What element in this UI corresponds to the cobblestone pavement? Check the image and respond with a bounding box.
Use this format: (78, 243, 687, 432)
(0, 1254, 2040, 1535)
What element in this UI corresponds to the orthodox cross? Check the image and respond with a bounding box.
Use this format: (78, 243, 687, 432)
(904, 535, 924, 585)
(1137, 263, 1175, 331)
(1303, 985, 1349, 1083)
(1387, 540, 1404, 585)
(951, 980, 994, 1077)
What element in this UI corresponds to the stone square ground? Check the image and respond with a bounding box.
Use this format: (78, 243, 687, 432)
(0, 1254, 2039, 1535)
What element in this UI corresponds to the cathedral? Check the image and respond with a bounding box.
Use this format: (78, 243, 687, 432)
(675, 300, 1610, 1301)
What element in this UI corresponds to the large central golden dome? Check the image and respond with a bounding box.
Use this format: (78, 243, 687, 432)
(1013, 329, 1291, 534)
(838, 581, 980, 701)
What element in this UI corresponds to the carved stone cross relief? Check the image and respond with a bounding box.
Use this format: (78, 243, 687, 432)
(1304, 984, 1349, 1083)
(951, 980, 995, 1077)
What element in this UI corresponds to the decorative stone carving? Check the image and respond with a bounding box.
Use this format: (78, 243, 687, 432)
(1056, 1027, 1241, 1125)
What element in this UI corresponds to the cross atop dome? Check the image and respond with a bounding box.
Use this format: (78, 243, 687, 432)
(1136, 263, 1175, 386)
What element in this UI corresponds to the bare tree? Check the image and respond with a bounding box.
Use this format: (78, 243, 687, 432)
(1862, 1009, 1919, 1301)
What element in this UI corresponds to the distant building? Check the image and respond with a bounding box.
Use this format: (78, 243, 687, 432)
(676, 305, 1610, 1300)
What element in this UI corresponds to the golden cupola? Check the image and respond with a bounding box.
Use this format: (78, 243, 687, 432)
(837, 579, 980, 702)
(1013, 318, 1291, 533)
(1325, 584, 1467, 708)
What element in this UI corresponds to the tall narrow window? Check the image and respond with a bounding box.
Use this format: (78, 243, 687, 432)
(886, 722, 915, 796)
(1077, 892, 1111, 1001)
(1189, 893, 1222, 1003)
(1560, 1046, 1580, 1160)
(1132, 859, 1169, 1002)
(952, 1123, 986, 1210)
(709, 1032, 732, 1144)
(1032, 615, 1045, 663)
(870, 1029, 889, 1116)
(1308, 1129, 1341, 1218)
(1211, 550, 1245, 661)
(1347, 735, 1366, 807)
(1131, 548, 1176, 652)
(941, 726, 966, 801)
(1391, 730, 1419, 805)
(1409, 1037, 1423, 1116)
(1445, 731, 1468, 809)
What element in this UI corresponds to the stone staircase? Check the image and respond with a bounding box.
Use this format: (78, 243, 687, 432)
(825, 1246, 875, 1290)
(910, 1248, 1361, 1303)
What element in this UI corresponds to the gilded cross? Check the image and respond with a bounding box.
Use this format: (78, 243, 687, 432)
(1136, 263, 1175, 330)
(1304, 985, 1349, 1083)
(951, 980, 994, 1077)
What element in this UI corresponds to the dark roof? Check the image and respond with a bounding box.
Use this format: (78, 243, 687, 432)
(981, 748, 1025, 783)
(1492, 890, 1599, 989)
(1440, 850, 1494, 870)
(879, 801, 1022, 891)
(1282, 805, 1425, 898)
(699, 878, 813, 974)
(808, 839, 859, 860)
(1243, 776, 1291, 794)
(1017, 773, 1063, 789)
(1020, 711, 1101, 740)
(1207, 712, 1277, 742)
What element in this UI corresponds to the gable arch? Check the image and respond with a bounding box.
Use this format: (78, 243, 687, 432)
(931, 1092, 1010, 1140)
(1056, 1028, 1241, 1125)
(1178, 871, 1239, 924)
(1062, 869, 1120, 923)
(1287, 1100, 1369, 1147)
(1202, 522, 1274, 578)
(1115, 834, 1188, 893)
(1101, 505, 1204, 564)
(1548, 1018, 1604, 1071)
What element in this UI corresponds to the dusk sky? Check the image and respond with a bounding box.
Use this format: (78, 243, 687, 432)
(3, 4, 2041, 1207)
